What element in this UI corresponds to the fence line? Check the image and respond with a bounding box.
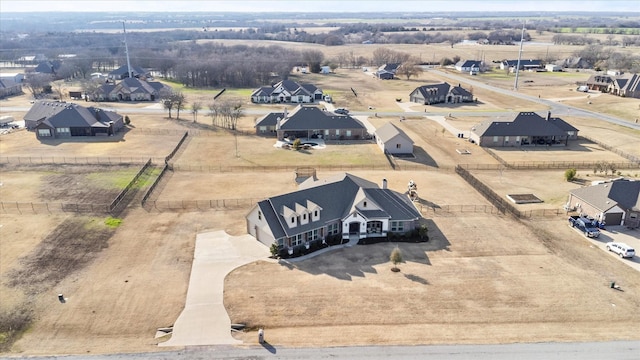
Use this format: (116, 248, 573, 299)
(0, 156, 162, 165)
(454, 165, 566, 219)
(579, 135, 640, 164)
(108, 159, 152, 212)
(458, 161, 639, 171)
(141, 164, 169, 207)
(165, 131, 189, 164)
(0, 201, 111, 214)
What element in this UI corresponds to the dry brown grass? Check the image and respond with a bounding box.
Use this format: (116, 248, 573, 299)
(2, 32, 640, 355)
(225, 215, 640, 346)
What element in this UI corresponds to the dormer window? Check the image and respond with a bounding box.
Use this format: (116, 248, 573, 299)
(303, 214, 307, 220)
(291, 217, 295, 223)
(314, 210, 318, 217)
(363, 201, 367, 207)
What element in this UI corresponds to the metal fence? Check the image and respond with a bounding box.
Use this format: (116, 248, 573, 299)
(141, 164, 169, 206)
(579, 135, 640, 164)
(0, 201, 111, 214)
(458, 161, 639, 171)
(108, 159, 152, 212)
(143, 198, 262, 211)
(454, 165, 566, 219)
(0, 156, 162, 165)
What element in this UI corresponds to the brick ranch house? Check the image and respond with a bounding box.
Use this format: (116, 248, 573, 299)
(255, 105, 368, 141)
(567, 178, 640, 228)
(24, 101, 124, 139)
(469, 111, 578, 147)
(246, 173, 422, 253)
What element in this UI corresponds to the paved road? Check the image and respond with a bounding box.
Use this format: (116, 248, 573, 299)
(428, 69, 640, 130)
(4, 341, 639, 360)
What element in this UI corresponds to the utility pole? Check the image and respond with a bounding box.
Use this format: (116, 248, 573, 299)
(514, 21, 525, 90)
(122, 22, 133, 79)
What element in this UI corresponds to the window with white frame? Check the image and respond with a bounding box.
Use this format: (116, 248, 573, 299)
(493, 136, 498, 142)
(56, 127, 70, 134)
(258, 211, 262, 220)
(346, 130, 351, 137)
(336, 129, 340, 136)
(390, 221, 404, 232)
(37, 129, 51, 137)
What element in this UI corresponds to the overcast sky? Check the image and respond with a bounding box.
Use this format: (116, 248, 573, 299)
(1, 0, 638, 13)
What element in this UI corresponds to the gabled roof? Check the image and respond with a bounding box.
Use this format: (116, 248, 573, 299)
(108, 78, 170, 96)
(34, 60, 62, 74)
(375, 122, 413, 144)
(108, 65, 148, 77)
(471, 112, 576, 137)
(455, 60, 482, 68)
(278, 105, 366, 131)
(413, 83, 451, 98)
(570, 179, 640, 212)
(449, 85, 472, 97)
(253, 80, 322, 98)
(503, 59, 542, 67)
(258, 173, 421, 238)
(255, 112, 285, 127)
(621, 74, 640, 92)
(378, 63, 400, 72)
(24, 101, 121, 128)
(0, 79, 19, 89)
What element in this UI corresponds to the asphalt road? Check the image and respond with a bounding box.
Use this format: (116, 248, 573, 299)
(3, 341, 639, 360)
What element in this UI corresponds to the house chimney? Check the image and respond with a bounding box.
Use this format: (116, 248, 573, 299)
(382, 178, 387, 189)
(546, 111, 551, 121)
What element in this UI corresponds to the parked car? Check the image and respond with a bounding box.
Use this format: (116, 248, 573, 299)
(568, 216, 600, 238)
(606, 242, 635, 258)
(334, 108, 349, 115)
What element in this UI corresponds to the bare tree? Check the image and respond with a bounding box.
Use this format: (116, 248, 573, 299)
(51, 80, 66, 100)
(191, 101, 202, 122)
(397, 61, 423, 80)
(23, 73, 52, 99)
(173, 91, 187, 120)
(301, 50, 324, 73)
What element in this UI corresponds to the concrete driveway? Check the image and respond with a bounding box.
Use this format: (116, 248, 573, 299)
(159, 230, 270, 347)
(580, 225, 640, 272)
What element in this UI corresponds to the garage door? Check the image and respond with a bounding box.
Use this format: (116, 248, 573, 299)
(604, 212, 623, 226)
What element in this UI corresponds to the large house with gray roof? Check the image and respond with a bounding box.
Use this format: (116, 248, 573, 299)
(24, 101, 123, 139)
(107, 65, 151, 81)
(255, 105, 367, 141)
(469, 111, 578, 147)
(89, 77, 171, 102)
(409, 83, 473, 105)
(567, 178, 640, 228)
(246, 173, 422, 252)
(251, 80, 323, 104)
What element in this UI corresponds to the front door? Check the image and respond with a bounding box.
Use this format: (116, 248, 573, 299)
(348, 222, 360, 235)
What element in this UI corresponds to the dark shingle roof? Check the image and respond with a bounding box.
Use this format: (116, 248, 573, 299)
(413, 83, 451, 98)
(471, 112, 575, 137)
(278, 105, 366, 131)
(570, 179, 640, 212)
(261, 173, 421, 238)
(456, 60, 482, 68)
(24, 101, 121, 129)
(108, 65, 148, 77)
(255, 112, 285, 127)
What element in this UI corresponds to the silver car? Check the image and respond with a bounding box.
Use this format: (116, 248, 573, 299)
(606, 242, 636, 258)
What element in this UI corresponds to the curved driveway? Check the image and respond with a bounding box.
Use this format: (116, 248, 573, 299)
(159, 230, 270, 347)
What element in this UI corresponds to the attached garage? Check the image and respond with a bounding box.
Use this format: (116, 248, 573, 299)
(604, 212, 624, 226)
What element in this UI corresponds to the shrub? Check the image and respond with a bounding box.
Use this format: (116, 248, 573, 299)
(269, 243, 279, 257)
(104, 217, 122, 228)
(564, 168, 577, 182)
(124, 115, 131, 125)
(292, 138, 301, 150)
